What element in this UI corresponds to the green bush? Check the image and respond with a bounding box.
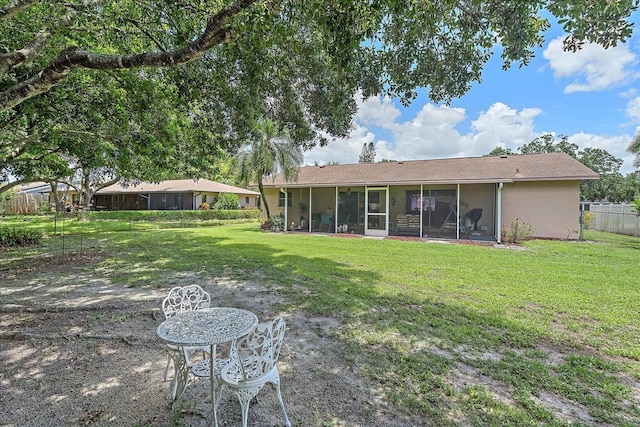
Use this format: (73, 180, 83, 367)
(75, 209, 259, 222)
(212, 193, 239, 210)
(501, 217, 534, 244)
(582, 211, 594, 228)
(262, 213, 285, 232)
(0, 226, 43, 247)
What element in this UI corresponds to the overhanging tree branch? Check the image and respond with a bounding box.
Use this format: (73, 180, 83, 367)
(0, 30, 50, 80)
(1, 129, 102, 169)
(0, 0, 37, 20)
(0, 0, 258, 113)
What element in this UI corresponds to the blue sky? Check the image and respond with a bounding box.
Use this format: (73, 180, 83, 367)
(305, 12, 640, 175)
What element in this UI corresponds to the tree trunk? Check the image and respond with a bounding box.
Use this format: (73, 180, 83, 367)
(49, 181, 60, 212)
(81, 172, 92, 209)
(258, 180, 270, 220)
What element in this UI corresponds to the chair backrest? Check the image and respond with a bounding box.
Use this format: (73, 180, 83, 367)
(162, 285, 211, 319)
(320, 214, 331, 224)
(466, 208, 483, 223)
(235, 317, 286, 380)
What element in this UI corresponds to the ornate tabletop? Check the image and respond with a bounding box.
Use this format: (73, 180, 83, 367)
(157, 307, 258, 347)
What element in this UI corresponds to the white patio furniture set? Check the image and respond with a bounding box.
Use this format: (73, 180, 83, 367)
(157, 284, 291, 427)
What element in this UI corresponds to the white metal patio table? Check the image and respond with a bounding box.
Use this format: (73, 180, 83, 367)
(157, 307, 258, 426)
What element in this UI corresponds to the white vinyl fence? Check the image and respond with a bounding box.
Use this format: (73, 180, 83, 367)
(587, 203, 640, 237)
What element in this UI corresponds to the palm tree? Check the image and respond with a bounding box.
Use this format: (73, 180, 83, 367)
(236, 118, 303, 220)
(629, 132, 640, 169)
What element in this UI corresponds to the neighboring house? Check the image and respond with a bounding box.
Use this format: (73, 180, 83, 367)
(5, 182, 51, 213)
(261, 153, 599, 241)
(12, 182, 78, 212)
(17, 182, 79, 201)
(15, 182, 50, 195)
(94, 179, 260, 211)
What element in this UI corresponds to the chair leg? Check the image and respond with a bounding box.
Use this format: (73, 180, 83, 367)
(273, 374, 291, 427)
(163, 352, 172, 381)
(169, 349, 190, 403)
(232, 388, 261, 427)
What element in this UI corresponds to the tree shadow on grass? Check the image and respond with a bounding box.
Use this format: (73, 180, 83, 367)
(1, 227, 639, 426)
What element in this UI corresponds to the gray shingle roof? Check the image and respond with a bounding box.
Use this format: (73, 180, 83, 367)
(263, 153, 599, 188)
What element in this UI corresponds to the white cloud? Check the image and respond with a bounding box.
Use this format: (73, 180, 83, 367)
(305, 98, 540, 164)
(620, 88, 638, 99)
(304, 97, 637, 174)
(625, 96, 640, 124)
(355, 96, 401, 128)
(468, 103, 541, 154)
(389, 103, 466, 159)
(543, 37, 638, 93)
(302, 123, 375, 166)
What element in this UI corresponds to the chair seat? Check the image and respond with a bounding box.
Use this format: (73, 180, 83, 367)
(191, 358, 232, 377)
(216, 317, 290, 427)
(167, 343, 210, 363)
(221, 363, 278, 388)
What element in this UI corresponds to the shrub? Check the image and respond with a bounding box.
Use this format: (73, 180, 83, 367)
(501, 217, 534, 244)
(81, 209, 259, 222)
(198, 202, 211, 210)
(0, 226, 43, 247)
(261, 214, 285, 232)
(212, 193, 239, 210)
(582, 211, 594, 228)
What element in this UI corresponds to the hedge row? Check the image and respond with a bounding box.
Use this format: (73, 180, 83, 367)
(69, 209, 260, 222)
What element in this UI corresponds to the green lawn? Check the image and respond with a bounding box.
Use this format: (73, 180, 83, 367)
(3, 221, 640, 426)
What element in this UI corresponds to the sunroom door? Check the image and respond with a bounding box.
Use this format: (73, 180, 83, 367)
(365, 187, 389, 237)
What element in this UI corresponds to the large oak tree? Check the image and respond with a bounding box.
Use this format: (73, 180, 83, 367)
(2, 0, 638, 192)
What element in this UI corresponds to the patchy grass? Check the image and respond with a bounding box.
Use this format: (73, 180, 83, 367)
(3, 221, 640, 426)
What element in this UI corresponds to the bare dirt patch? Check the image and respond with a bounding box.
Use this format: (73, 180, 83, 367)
(0, 253, 419, 427)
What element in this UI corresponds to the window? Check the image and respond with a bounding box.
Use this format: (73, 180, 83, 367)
(278, 192, 292, 207)
(405, 191, 437, 214)
(202, 195, 207, 203)
(245, 196, 250, 204)
(405, 191, 422, 214)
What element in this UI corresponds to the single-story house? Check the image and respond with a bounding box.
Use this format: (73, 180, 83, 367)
(7, 182, 55, 213)
(15, 182, 53, 196)
(260, 153, 599, 241)
(94, 179, 260, 211)
(14, 182, 79, 211)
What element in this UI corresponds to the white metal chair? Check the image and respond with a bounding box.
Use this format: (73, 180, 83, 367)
(219, 316, 291, 427)
(162, 285, 211, 400)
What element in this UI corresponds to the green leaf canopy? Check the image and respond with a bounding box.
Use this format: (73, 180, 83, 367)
(1, 0, 638, 188)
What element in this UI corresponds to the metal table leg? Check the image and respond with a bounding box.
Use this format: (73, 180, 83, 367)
(210, 343, 218, 427)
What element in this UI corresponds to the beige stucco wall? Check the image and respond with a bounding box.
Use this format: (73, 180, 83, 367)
(237, 194, 258, 208)
(196, 192, 258, 209)
(261, 188, 282, 220)
(501, 180, 581, 239)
